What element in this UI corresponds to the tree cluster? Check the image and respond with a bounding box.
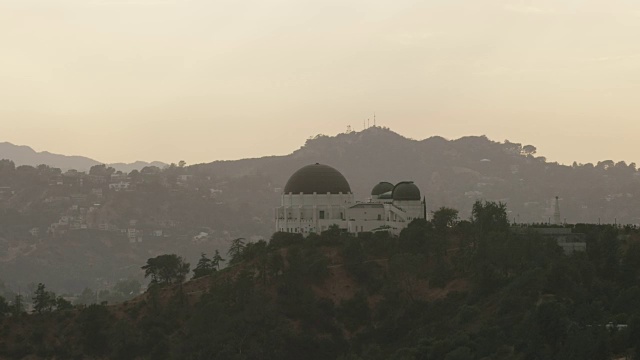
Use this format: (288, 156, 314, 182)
(4, 200, 640, 359)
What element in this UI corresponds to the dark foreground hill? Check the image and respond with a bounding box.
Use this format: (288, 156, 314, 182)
(2, 204, 640, 360)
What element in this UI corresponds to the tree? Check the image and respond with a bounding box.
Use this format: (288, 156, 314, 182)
(81, 304, 112, 356)
(56, 296, 73, 311)
(89, 164, 115, 177)
(212, 249, 225, 270)
(193, 253, 214, 279)
(534, 301, 568, 353)
(32, 283, 55, 314)
(432, 207, 459, 232)
(472, 200, 509, 234)
(178, 160, 186, 168)
(142, 254, 191, 286)
(445, 346, 473, 360)
(470, 201, 511, 289)
(128, 169, 141, 181)
(112, 279, 141, 298)
(389, 253, 424, 302)
(398, 218, 432, 254)
(75, 288, 97, 305)
(502, 140, 522, 155)
(228, 237, 246, 264)
(140, 165, 161, 175)
(521, 145, 537, 156)
(432, 207, 459, 256)
(89, 164, 105, 176)
(596, 160, 615, 170)
(13, 294, 25, 316)
(0, 295, 9, 316)
(0, 159, 15, 173)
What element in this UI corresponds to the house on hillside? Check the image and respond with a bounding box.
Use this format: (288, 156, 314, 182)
(87, 175, 107, 185)
(177, 175, 193, 183)
(91, 188, 103, 199)
(109, 181, 130, 191)
(49, 176, 63, 186)
(29, 227, 40, 237)
(110, 173, 129, 182)
(70, 193, 87, 204)
(0, 186, 13, 199)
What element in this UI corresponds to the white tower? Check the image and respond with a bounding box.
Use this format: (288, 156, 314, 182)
(553, 196, 561, 225)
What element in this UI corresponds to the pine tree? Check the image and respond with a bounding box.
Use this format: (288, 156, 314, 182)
(212, 249, 225, 270)
(0, 295, 9, 316)
(13, 294, 24, 316)
(32, 283, 55, 314)
(193, 253, 214, 279)
(228, 238, 246, 264)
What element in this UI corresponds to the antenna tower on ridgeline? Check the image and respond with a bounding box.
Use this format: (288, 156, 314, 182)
(374, 113, 376, 127)
(553, 196, 561, 225)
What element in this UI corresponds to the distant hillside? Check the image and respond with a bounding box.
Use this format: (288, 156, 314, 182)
(194, 126, 640, 224)
(2, 127, 640, 296)
(0, 142, 166, 172)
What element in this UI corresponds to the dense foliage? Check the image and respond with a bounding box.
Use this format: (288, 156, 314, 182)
(1, 201, 640, 359)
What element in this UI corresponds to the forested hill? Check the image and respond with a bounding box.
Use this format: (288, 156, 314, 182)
(1, 127, 639, 297)
(195, 126, 640, 224)
(2, 203, 640, 359)
(0, 142, 166, 172)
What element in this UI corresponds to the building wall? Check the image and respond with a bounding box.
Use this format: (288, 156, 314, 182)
(275, 189, 426, 237)
(275, 192, 354, 234)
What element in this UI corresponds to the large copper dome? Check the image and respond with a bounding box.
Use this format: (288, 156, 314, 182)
(284, 163, 351, 194)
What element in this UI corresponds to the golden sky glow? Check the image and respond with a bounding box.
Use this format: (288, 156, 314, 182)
(1, 0, 639, 165)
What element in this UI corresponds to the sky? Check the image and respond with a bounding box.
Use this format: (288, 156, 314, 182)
(1, 0, 639, 165)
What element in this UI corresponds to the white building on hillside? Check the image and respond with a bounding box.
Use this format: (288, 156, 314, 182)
(275, 163, 354, 234)
(348, 181, 425, 235)
(275, 163, 425, 236)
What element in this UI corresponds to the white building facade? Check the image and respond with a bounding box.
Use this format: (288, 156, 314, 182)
(275, 163, 354, 234)
(275, 163, 426, 236)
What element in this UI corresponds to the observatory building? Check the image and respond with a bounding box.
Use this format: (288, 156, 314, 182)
(275, 163, 426, 236)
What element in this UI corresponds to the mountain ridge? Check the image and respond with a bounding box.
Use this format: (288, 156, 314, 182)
(0, 141, 167, 172)
(194, 126, 640, 224)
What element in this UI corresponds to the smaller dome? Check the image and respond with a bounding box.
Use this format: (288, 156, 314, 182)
(392, 181, 421, 201)
(378, 191, 393, 200)
(371, 182, 394, 196)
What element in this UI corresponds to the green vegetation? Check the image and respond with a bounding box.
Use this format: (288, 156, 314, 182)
(142, 254, 190, 286)
(0, 158, 273, 294)
(4, 128, 640, 298)
(2, 201, 640, 359)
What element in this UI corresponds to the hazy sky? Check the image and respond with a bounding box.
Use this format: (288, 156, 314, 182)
(1, 0, 639, 165)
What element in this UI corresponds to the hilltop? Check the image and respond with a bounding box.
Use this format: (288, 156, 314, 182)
(195, 126, 640, 224)
(2, 127, 640, 297)
(0, 142, 166, 172)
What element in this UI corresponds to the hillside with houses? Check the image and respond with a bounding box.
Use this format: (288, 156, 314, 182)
(2, 127, 640, 296)
(0, 161, 276, 293)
